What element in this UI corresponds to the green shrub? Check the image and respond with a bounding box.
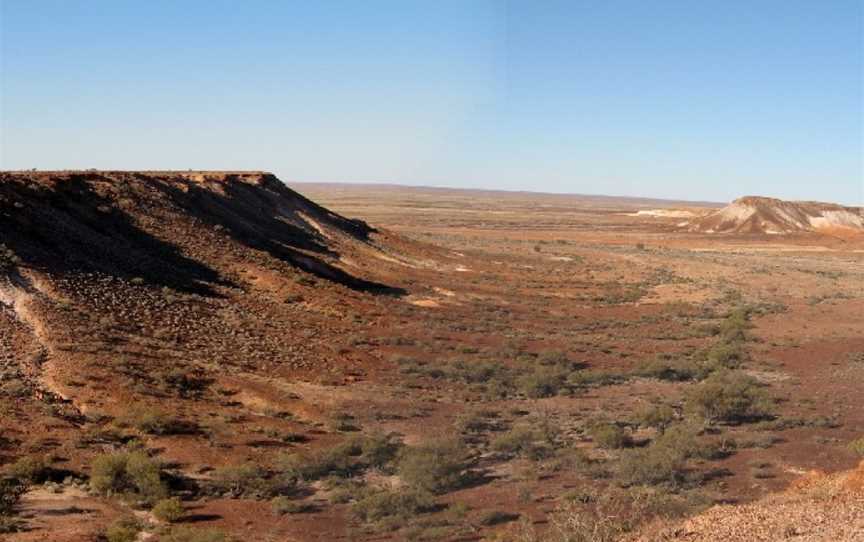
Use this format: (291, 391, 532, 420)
(359, 433, 402, 471)
(635, 356, 709, 382)
(152, 497, 184, 522)
(848, 437, 864, 456)
(105, 517, 142, 542)
(492, 425, 545, 457)
(618, 443, 686, 487)
(517, 367, 566, 398)
(478, 510, 520, 526)
(718, 308, 750, 342)
(352, 488, 435, 522)
(271, 496, 315, 514)
(278, 441, 360, 482)
(704, 341, 744, 369)
(5, 455, 51, 483)
(118, 404, 188, 435)
(398, 439, 471, 494)
(210, 463, 274, 498)
(90, 451, 167, 505)
(0, 477, 25, 516)
(638, 404, 676, 433)
(686, 371, 772, 423)
(588, 423, 630, 449)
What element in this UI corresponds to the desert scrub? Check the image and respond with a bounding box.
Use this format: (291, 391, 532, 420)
(352, 487, 435, 523)
(271, 496, 316, 514)
(517, 366, 567, 398)
(117, 404, 190, 435)
(210, 463, 285, 498)
(848, 437, 864, 456)
(105, 517, 142, 542)
(358, 432, 403, 471)
(4, 455, 52, 483)
(90, 450, 168, 505)
(398, 439, 471, 494)
(638, 404, 677, 433)
(686, 370, 773, 423)
(278, 440, 362, 481)
(0, 477, 26, 533)
(588, 422, 630, 449)
(491, 425, 552, 459)
(617, 424, 703, 487)
(151, 496, 184, 522)
(279, 433, 402, 483)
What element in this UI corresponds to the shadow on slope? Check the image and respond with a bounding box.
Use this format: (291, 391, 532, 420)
(0, 175, 230, 296)
(153, 176, 404, 296)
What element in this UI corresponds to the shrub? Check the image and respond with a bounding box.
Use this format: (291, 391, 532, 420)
(5, 455, 51, 483)
(398, 439, 471, 494)
(617, 444, 686, 487)
(478, 510, 520, 526)
(718, 308, 750, 342)
(635, 356, 709, 382)
(278, 441, 360, 482)
(0, 477, 25, 516)
(118, 404, 189, 435)
(704, 341, 744, 369)
(152, 497, 184, 522)
(352, 488, 435, 522)
(210, 464, 274, 498)
(271, 496, 315, 514)
(492, 425, 546, 458)
(588, 423, 630, 449)
(517, 367, 566, 398)
(105, 517, 142, 542)
(686, 371, 772, 423)
(638, 404, 676, 433)
(848, 437, 864, 456)
(359, 433, 402, 471)
(90, 451, 168, 505)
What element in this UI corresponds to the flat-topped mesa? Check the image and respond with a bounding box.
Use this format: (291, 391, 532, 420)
(687, 195, 864, 234)
(0, 170, 396, 293)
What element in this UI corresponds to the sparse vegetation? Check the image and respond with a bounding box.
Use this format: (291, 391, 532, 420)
(848, 437, 864, 457)
(90, 450, 168, 505)
(152, 496, 184, 522)
(686, 370, 773, 423)
(588, 422, 630, 449)
(105, 517, 142, 542)
(352, 487, 436, 523)
(398, 439, 471, 494)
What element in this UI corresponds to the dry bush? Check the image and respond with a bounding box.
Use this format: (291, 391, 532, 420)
(351, 487, 435, 523)
(686, 370, 773, 423)
(105, 517, 142, 542)
(588, 422, 630, 449)
(398, 439, 471, 494)
(151, 496, 184, 522)
(90, 451, 167, 505)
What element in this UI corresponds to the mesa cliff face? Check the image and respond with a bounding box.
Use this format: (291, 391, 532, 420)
(686, 196, 864, 234)
(0, 171, 396, 293)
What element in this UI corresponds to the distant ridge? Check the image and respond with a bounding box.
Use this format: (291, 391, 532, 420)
(686, 196, 864, 234)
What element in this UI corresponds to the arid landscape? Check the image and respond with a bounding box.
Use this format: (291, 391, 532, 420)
(0, 171, 861, 541)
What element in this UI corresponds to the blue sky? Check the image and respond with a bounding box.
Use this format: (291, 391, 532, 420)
(1, 1, 861, 204)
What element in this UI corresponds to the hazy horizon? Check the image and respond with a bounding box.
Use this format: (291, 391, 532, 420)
(2, 1, 862, 205)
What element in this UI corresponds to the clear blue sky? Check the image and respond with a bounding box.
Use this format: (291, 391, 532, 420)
(1, 1, 862, 204)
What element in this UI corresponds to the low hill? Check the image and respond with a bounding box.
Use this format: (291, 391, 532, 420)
(633, 460, 864, 541)
(686, 196, 864, 235)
